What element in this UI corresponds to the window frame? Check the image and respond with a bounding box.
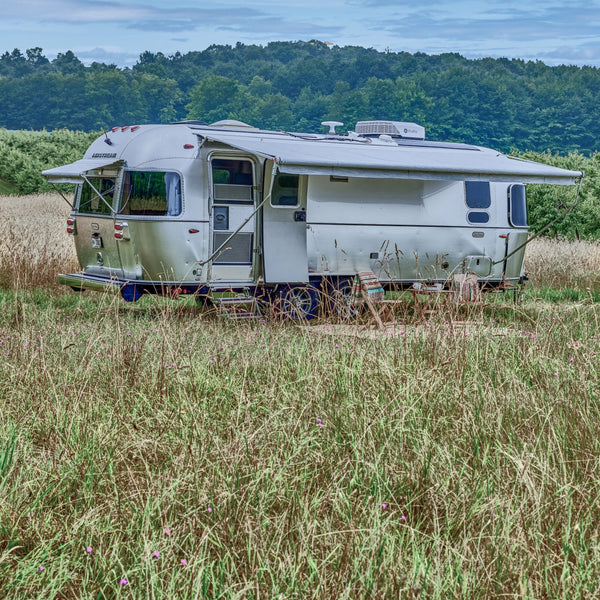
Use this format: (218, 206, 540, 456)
(270, 173, 301, 208)
(75, 176, 117, 216)
(210, 157, 255, 206)
(507, 184, 528, 228)
(117, 169, 183, 218)
(464, 181, 491, 226)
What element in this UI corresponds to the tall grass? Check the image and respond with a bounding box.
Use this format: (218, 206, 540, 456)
(0, 193, 77, 290)
(1, 194, 600, 598)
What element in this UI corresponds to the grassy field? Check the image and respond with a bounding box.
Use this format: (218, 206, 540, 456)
(1, 195, 600, 599)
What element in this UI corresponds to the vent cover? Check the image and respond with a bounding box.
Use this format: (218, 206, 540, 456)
(355, 120, 425, 140)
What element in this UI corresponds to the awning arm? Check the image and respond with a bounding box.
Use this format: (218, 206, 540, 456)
(492, 171, 585, 266)
(48, 182, 73, 208)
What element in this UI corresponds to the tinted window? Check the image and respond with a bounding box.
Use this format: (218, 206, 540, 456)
(78, 177, 115, 215)
(272, 174, 299, 206)
(465, 181, 491, 208)
(468, 211, 490, 224)
(119, 171, 181, 216)
(508, 184, 527, 227)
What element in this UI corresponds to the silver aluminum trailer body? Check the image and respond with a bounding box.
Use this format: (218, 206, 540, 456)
(42, 120, 582, 310)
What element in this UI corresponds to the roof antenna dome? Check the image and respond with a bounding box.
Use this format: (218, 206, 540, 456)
(321, 121, 344, 134)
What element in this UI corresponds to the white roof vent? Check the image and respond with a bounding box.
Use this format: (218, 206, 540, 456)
(355, 120, 425, 140)
(210, 119, 257, 129)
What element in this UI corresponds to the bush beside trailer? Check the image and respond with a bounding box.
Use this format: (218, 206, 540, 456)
(42, 119, 583, 317)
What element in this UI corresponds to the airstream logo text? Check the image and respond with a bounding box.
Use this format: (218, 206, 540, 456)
(91, 153, 117, 158)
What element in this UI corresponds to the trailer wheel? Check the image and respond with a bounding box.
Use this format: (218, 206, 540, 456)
(279, 285, 319, 320)
(329, 278, 361, 319)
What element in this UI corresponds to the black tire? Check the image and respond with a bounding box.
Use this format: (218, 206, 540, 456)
(279, 285, 319, 320)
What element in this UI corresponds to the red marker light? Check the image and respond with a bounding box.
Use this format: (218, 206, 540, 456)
(184, 144, 194, 149)
(114, 231, 123, 239)
(131, 126, 140, 131)
(121, 126, 130, 132)
(114, 223, 124, 230)
(188, 228, 199, 234)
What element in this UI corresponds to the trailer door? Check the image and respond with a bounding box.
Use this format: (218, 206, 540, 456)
(209, 157, 256, 282)
(262, 170, 308, 283)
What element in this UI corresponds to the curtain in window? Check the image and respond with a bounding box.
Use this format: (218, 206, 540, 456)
(165, 172, 181, 216)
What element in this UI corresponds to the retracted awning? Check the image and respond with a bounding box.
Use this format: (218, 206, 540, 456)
(197, 130, 583, 185)
(42, 157, 123, 184)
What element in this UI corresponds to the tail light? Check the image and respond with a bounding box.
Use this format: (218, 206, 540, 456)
(114, 221, 129, 240)
(66, 217, 76, 235)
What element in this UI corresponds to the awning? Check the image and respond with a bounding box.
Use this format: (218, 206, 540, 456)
(197, 130, 583, 185)
(42, 157, 123, 184)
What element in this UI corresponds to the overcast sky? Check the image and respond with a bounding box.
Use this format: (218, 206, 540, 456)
(1, 0, 599, 68)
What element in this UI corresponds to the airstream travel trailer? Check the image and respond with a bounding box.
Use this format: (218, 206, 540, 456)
(42, 119, 582, 317)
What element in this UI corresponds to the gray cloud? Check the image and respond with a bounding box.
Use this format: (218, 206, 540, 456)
(539, 43, 600, 63)
(370, 3, 600, 41)
(5, 0, 340, 37)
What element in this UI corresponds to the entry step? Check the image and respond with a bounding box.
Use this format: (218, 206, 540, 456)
(217, 296, 262, 319)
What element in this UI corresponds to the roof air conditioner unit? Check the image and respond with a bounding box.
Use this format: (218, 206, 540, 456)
(355, 120, 425, 140)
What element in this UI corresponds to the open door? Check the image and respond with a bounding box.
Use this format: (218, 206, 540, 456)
(209, 156, 256, 282)
(262, 162, 309, 283)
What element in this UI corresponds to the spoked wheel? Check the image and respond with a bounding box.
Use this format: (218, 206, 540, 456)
(278, 285, 320, 320)
(328, 278, 361, 319)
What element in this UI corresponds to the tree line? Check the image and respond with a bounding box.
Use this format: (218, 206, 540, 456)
(1, 42, 600, 154)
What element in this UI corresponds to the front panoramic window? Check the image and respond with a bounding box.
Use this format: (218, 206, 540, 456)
(119, 171, 181, 216)
(78, 177, 116, 215)
(508, 184, 527, 227)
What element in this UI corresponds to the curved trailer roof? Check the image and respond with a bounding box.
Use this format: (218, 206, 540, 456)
(194, 127, 582, 185)
(41, 123, 583, 186)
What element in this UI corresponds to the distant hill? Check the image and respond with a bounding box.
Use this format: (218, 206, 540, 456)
(1, 41, 599, 154)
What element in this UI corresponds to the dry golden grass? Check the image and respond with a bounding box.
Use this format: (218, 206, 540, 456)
(524, 237, 600, 290)
(0, 193, 78, 289)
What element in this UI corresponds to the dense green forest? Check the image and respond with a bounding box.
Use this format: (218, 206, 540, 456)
(1, 42, 600, 154)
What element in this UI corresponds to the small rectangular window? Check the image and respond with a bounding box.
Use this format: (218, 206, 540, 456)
(272, 174, 299, 207)
(119, 171, 181, 216)
(465, 181, 491, 208)
(508, 184, 527, 227)
(78, 177, 115, 215)
(212, 159, 254, 204)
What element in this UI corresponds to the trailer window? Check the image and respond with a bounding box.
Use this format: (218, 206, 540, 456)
(465, 181, 490, 225)
(508, 184, 527, 227)
(212, 159, 254, 204)
(119, 171, 181, 216)
(272, 174, 299, 206)
(78, 177, 115, 215)
(465, 182, 491, 208)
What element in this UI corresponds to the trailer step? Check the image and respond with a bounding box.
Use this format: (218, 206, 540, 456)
(217, 296, 263, 319)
